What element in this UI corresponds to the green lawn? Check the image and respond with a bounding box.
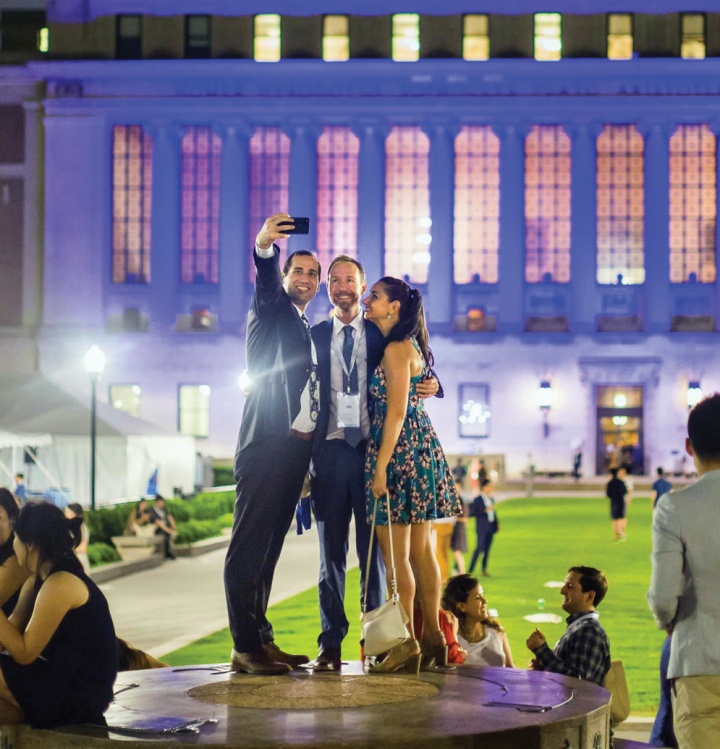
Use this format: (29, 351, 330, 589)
(161, 495, 664, 714)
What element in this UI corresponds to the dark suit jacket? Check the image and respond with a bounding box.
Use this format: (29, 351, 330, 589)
(311, 317, 385, 451)
(236, 247, 314, 455)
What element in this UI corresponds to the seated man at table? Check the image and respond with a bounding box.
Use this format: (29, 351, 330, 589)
(526, 565, 611, 686)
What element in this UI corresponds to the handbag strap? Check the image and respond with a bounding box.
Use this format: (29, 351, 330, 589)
(362, 491, 397, 614)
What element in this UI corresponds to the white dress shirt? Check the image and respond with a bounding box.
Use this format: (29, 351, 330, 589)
(327, 312, 370, 441)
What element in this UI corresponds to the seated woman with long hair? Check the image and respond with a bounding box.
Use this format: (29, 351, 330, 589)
(0, 489, 28, 617)
(441, 573, 514, 667)
(0, 501, 118, 726)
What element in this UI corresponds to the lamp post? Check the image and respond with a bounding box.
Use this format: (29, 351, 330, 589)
(687, 380, 703, 411)
(537, 380, 554, 438)
(84, 345, 106, 510)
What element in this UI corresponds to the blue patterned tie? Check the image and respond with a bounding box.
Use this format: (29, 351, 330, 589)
(301, 313, 319, 422)
(342, 325, 362, 447)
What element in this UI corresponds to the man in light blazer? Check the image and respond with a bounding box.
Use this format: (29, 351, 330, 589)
(310, 256, 439, 670)
(648, 392, 720, 748)
(225, 214, 320, 676)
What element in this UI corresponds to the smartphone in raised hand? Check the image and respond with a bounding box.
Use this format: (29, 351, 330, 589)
(278, 217, 310, 235)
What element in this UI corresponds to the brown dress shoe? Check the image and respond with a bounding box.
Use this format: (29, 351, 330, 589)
(230, 648, 291, 675)
(314, 646, 342, 671)
(263, 641, 310, 668)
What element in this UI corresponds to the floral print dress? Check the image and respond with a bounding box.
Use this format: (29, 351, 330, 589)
(365, 339, 461, 525)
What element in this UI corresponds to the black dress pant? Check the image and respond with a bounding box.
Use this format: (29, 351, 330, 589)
(224, 435, 313, 653)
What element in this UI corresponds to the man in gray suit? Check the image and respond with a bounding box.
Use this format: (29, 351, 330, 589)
(648, 392, 720, 749)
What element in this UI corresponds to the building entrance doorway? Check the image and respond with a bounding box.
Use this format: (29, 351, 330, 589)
(596, 385, 644, 476)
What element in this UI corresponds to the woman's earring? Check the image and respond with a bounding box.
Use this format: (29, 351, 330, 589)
(387, 313, 393, 320)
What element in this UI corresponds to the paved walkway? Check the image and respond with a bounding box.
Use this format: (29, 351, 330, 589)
(99, 526, 322, 658)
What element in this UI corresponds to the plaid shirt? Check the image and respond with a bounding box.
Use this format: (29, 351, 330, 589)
(533, 612, 611, 686)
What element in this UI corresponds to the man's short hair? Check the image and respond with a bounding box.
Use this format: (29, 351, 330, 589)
(656, 467, 664, 476)
(687, 393, 720, 461)
(609, 467, 618, 477)
(569, 566, 608, 607)
(282, 250, 322, 279)
(15, 473, 23, 480)
(327, 254, 365, 282)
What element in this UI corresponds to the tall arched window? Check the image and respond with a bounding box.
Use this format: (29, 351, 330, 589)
(596, 125, 645, 285)
(669, 124, 716, 283)
(525, 125, 571, 283)
(112, 125, 152, 284)
(385, 127, 430, 283)
(317, 127, 359, 269)
(181, 126, 221, 284)
(454, 126, 499, 284)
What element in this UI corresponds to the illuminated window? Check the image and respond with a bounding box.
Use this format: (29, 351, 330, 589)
(117, 15, 142, 59)
(596, 125, 645, 285)
(392, 14, 419, 62)
(110, 384, 141, 418)
(112, 125, 153, 284)
(248, 127, 290, 278)
(323, 15, 349, 61)
(608, 14, 633, 60)
(179, 385, 210, 438)
(669, 125, 716, 283)
(525, 126, 571, 283)
(37, 27, 49, 53)
(681, 14, 705, 59)
(454, 126, 499, 284)
(317, 127, 359, 268)
(254, 14, 280, 62)
(181, 127, 221, 284)
(385, 127, 430, 283)
(534, 13, 561, 61)
(463, 15, 489, 61)
(185, 15, 211, 58)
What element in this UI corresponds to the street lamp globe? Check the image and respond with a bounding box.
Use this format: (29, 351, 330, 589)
(84, 344, 106, 375)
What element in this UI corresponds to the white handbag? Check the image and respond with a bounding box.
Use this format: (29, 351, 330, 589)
(361, 492, 409, 656)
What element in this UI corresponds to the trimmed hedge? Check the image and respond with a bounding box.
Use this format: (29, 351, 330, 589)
(86, 490, 236, 565)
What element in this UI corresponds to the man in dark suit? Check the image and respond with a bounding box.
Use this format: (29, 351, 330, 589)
(225, 213, 321, 675)
(310, 256, 439, 671)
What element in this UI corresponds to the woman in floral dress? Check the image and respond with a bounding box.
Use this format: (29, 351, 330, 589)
(363, 276, 461, 673)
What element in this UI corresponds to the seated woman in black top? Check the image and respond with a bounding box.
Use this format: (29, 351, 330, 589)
(0, 489, 27, 617)
(0, 501, 118, 726)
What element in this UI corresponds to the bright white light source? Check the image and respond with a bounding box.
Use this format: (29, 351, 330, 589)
(238, 370, 252, 395)
(199, 385, 211, 396)
(614, 393, 628, 408)
(687, 381, 703, 410)
(418, 217, 432, 228)
(537, 381, 553, 410)
(612, 415, 628, 426)
(412, 251, 431, 265)
(84, 345, 106, 375)
(459, 399, 491, 425)
(416, 233, 432, 245)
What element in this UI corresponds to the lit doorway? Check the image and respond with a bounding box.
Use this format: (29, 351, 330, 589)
(596, 385, 644, 476)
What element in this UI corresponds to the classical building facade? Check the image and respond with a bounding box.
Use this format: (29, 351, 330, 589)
(2, 1, 720, 490)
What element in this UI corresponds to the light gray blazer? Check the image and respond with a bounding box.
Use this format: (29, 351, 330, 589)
(647, 468, 720, 679)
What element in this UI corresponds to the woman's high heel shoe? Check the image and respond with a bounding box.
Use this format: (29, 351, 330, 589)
(368, 638, 421, 674)
(420, 632, 448, 670)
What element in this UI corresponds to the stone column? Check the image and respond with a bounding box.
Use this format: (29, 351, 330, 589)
(21, 101, 43, 330)
(42, 112, 106, 329)
(147, 122, 184, 329)
(352, 122, 387, 288)
(492, 122, 528, 334)
(640, 122, 672, 333)
(568, 123, 602, 334)
(422, 121, 458, 327)
(215, 123, 250, 331)
(285, 123, 320, 257)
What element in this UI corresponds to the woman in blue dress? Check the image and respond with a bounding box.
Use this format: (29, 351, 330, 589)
(364, 277, 461, 673)
(0, 501, 117, 726)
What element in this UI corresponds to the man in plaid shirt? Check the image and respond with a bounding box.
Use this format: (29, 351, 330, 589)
(526, 566, 611, 686)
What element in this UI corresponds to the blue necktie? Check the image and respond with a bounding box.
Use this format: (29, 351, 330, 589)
(342, 325, 362, 447)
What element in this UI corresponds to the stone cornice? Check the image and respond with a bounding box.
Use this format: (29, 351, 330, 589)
(26, 59, 720, 101)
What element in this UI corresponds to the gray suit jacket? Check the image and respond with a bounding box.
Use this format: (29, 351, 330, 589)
(648, 468, 720, 679)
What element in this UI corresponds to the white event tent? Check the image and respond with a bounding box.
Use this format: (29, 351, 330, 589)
(0, 376, 197, 506)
